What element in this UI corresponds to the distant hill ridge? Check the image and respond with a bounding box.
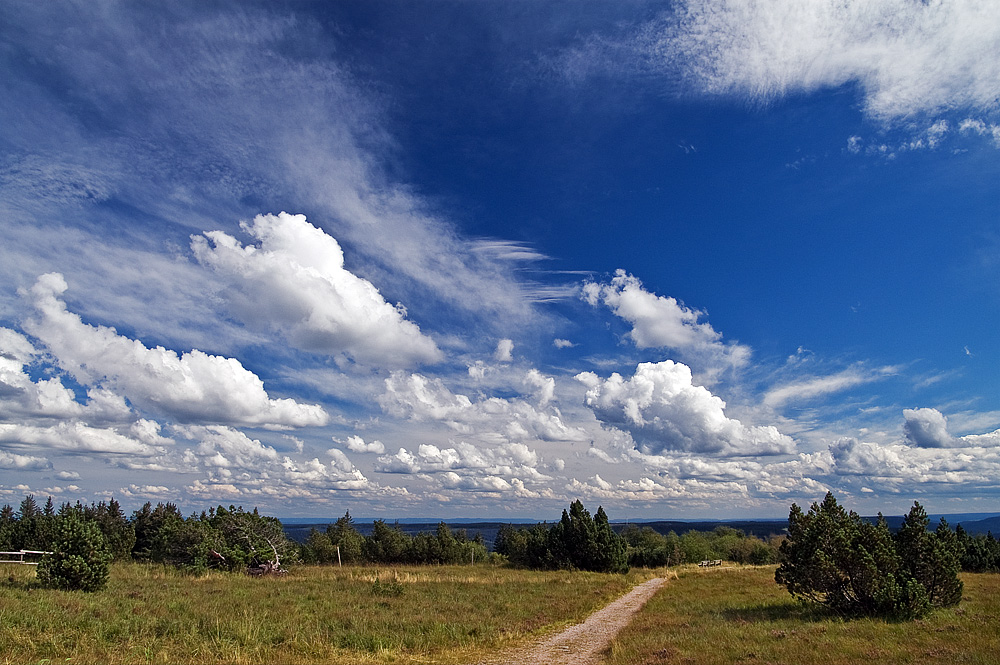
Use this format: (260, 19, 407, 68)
(282, 513, 1000, 550)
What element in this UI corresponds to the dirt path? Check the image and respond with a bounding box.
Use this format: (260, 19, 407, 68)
(477, 576, 666, 665)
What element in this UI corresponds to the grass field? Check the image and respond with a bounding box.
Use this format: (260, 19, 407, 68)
(607, 565, 1000, 665)
(0, 561, 653, 665)
(6, 562, 997, 665)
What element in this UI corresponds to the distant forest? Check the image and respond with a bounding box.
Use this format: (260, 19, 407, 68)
(3, 494, 999, 574)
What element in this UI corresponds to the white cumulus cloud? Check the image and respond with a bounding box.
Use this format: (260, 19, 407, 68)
(0, 422, 158, 456)
(180, 425, 280, 469)
(524, 369, 556, 407)
(494, 338, 514, 362)
(340, 435, 386, 455)
(903, 407, 955, 448)
(577, 360, 793, 456)
(192, 213, 442, 367)
(25, 273, 327, 428)
(380, 371, 585, 442)
(0, 449, 51, 470)
(0, 326, 132, 422)
(584, 270, 749, 374)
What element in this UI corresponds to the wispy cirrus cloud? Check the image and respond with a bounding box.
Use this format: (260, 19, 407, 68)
(649, 0, 999, 122)
(764, 365, 899, 409)
(0, 1, 558, 346)
(552, 0, 1000, 128)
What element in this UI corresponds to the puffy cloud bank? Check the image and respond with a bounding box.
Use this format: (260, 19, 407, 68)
(0, 422, 158, 456)
(176, 425, 375, 497)
(902, 407, 1000, 449)
(375, 440, 553, 497)
(0, 449, 50, 470)
(380, 371, 585, 443)
(0, 327, 132, 423)
(577, 360, 793, 456)
(25, 273, 327, 428)
(193, 212, 442, 367)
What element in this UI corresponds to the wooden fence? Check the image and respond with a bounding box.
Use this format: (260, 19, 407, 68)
(0, 550, 52, 565)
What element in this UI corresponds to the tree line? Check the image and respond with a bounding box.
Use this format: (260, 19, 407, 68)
(1, 495, 495, 571)
(4, 491, 997, 586)
(1, 495, 293, 574)
(954, 523, 1000, 572)
(2, 495, 775, 575)
(494, 500, 782, 571)
(618, 523, 781, 567)
(298, 513, 490, 566)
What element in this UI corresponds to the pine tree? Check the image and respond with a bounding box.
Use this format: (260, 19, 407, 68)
(776, 493, 963, 619)
(326, 512, 363, 563)
(545, 500, 628, 573)
(895, 505, 963, 608)
(592, 506, 629, 573)
(37, 513, 112, 592)
(302, 528, 336, 564)
(0, 504, 15, 551)
(16, 494, 40, 550)
(131, 502, 184, 562)
(90, 498, 135, 560)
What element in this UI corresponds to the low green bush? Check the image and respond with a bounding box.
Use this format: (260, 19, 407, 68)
(37, 513, 112, 592)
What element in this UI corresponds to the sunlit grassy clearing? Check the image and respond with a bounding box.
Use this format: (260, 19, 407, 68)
(607, 565, 1000, 665)
(0, 562, 653, 665)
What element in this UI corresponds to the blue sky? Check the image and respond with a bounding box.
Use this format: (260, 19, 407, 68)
(2, 0, 1000, 519)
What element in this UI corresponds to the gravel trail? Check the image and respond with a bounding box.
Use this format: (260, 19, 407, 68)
(476, 576, 666, 665)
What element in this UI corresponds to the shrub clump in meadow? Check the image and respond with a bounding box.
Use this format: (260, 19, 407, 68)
(775, 492, 963, 619)
(37, 512, 112, 592)
(371, 574, 405, 597)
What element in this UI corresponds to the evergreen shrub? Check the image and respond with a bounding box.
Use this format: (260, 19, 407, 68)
(775, 492, 963, 619)
(37, 514, 112, 592)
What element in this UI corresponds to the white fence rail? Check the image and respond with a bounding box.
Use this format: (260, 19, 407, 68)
(0, 550, 52, 565)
